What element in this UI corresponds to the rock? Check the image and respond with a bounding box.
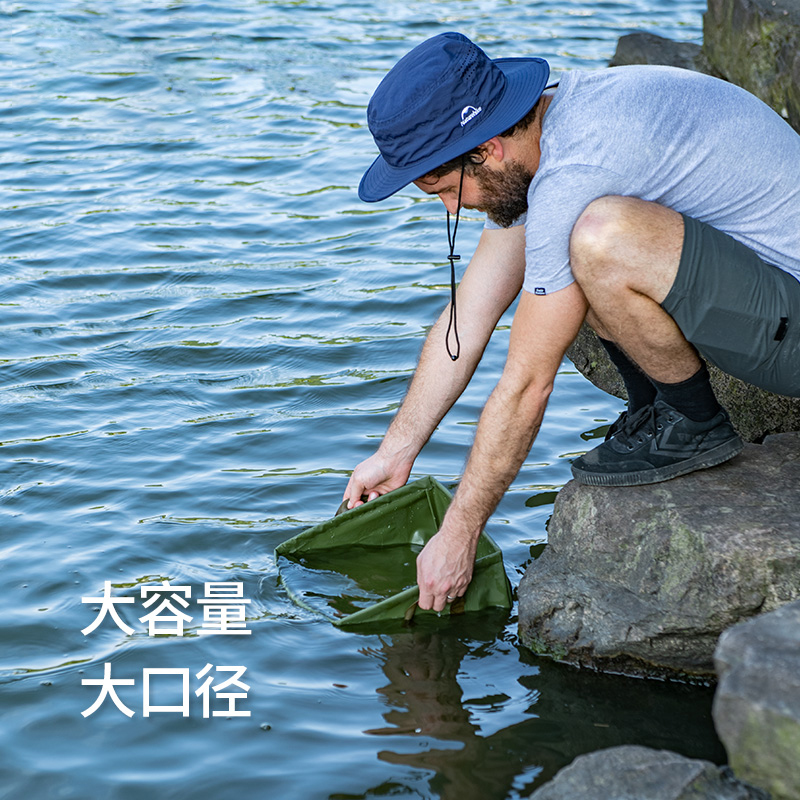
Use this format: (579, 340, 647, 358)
(713, 600, 800, 800)
(565, 323, 800, 443)
(529, 745, 767, 800)
(609, 31, 718, 75)
(703, 0, 800, 133)
(518, 432, 800, 679)
(565, 322, 629, 403)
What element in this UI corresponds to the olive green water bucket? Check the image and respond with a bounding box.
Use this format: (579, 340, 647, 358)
(275, 477, 512, 629)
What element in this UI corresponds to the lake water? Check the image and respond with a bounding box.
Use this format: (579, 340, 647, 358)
(1, 1, 723, 798)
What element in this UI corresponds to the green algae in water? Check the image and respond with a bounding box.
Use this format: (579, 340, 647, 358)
(279, 542, 422, 618)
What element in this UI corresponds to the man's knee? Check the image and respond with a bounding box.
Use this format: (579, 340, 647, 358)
(570, 196, 683, 301)
(570, 195, 635, 283)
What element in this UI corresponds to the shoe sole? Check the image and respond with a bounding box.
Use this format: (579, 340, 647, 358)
(570, 436, 744, 487)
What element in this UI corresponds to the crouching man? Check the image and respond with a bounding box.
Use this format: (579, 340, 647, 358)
(344, 33, 800, 611)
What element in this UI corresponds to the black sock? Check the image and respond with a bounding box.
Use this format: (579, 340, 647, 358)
(650, 362, 721, 422)
(599, 338, 657, 413)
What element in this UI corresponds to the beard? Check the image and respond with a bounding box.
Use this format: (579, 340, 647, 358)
(474, 160, 534, 228)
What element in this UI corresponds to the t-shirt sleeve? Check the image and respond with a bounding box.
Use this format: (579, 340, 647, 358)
(522, 164, 624, 296)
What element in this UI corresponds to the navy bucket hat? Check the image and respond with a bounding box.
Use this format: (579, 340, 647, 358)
(359, 32, 549, 202)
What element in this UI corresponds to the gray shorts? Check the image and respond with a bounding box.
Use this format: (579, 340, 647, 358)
(661, 214, 800, 397)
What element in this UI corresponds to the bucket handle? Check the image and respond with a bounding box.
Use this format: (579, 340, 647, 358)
(335, 495, 369, 517)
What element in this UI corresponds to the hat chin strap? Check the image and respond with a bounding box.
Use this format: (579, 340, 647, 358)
(445, 156, 466, 361)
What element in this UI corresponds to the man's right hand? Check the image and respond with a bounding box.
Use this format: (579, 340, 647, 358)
(342, 449, 413, 510)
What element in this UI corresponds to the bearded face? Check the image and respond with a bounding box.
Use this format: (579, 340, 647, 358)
(472, 159, 534, 228)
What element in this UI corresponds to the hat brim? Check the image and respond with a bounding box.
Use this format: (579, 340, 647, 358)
(358, 57, 549, 203)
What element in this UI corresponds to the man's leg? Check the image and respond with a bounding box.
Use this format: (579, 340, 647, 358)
(596, 335, 656, 433)
(571, 196, 696, 380)
(568, 196, 742, 486)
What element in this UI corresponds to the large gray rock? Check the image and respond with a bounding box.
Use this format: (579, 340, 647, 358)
(703, 0, 800, 133)
(713, 600, 800, 800)
(566, 323, 800, 443)
(518, 432, 800, 679)
(609, 31, 718, 74)
(529, 745, 767, 800)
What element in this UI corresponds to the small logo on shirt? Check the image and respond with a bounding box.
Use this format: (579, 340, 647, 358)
(460, 105, 483, 127)
(534, 287, 546, 295)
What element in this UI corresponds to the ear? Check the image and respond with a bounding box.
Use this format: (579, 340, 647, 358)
(478, 136, 506, 165)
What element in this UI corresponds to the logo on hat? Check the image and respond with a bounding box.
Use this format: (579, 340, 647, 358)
(460, 105, 483, 127)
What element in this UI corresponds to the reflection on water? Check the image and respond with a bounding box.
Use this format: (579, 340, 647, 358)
(1, 0, 714, 797)
(354, 616, 722, 800)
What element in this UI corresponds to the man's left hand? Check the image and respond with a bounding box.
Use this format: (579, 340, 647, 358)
(416, 527, 478, 612)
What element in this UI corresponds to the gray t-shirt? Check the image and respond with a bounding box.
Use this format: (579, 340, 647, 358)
(487, 66, 800, 296)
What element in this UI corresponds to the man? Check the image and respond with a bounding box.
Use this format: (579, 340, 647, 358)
(343, 32, 800, 613)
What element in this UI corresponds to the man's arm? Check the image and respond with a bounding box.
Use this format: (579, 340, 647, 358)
(343, 225, 527, 508)
(416, 281, 589, 611)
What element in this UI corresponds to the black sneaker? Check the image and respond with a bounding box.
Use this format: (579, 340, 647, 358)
(571, 400, 743, 487)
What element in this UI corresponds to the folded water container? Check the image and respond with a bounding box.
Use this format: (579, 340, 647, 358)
(275, 477, 512, 628)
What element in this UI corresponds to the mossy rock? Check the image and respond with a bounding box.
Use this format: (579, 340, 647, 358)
(519, 433, 800, 679)
(703, 0, 800, 133)
(714, 600, 800, 800)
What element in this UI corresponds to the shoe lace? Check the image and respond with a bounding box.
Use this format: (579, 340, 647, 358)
(614, 404, 659, 450)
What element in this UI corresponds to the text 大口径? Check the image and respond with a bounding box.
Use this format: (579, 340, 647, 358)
(81, 662, 251, 718)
